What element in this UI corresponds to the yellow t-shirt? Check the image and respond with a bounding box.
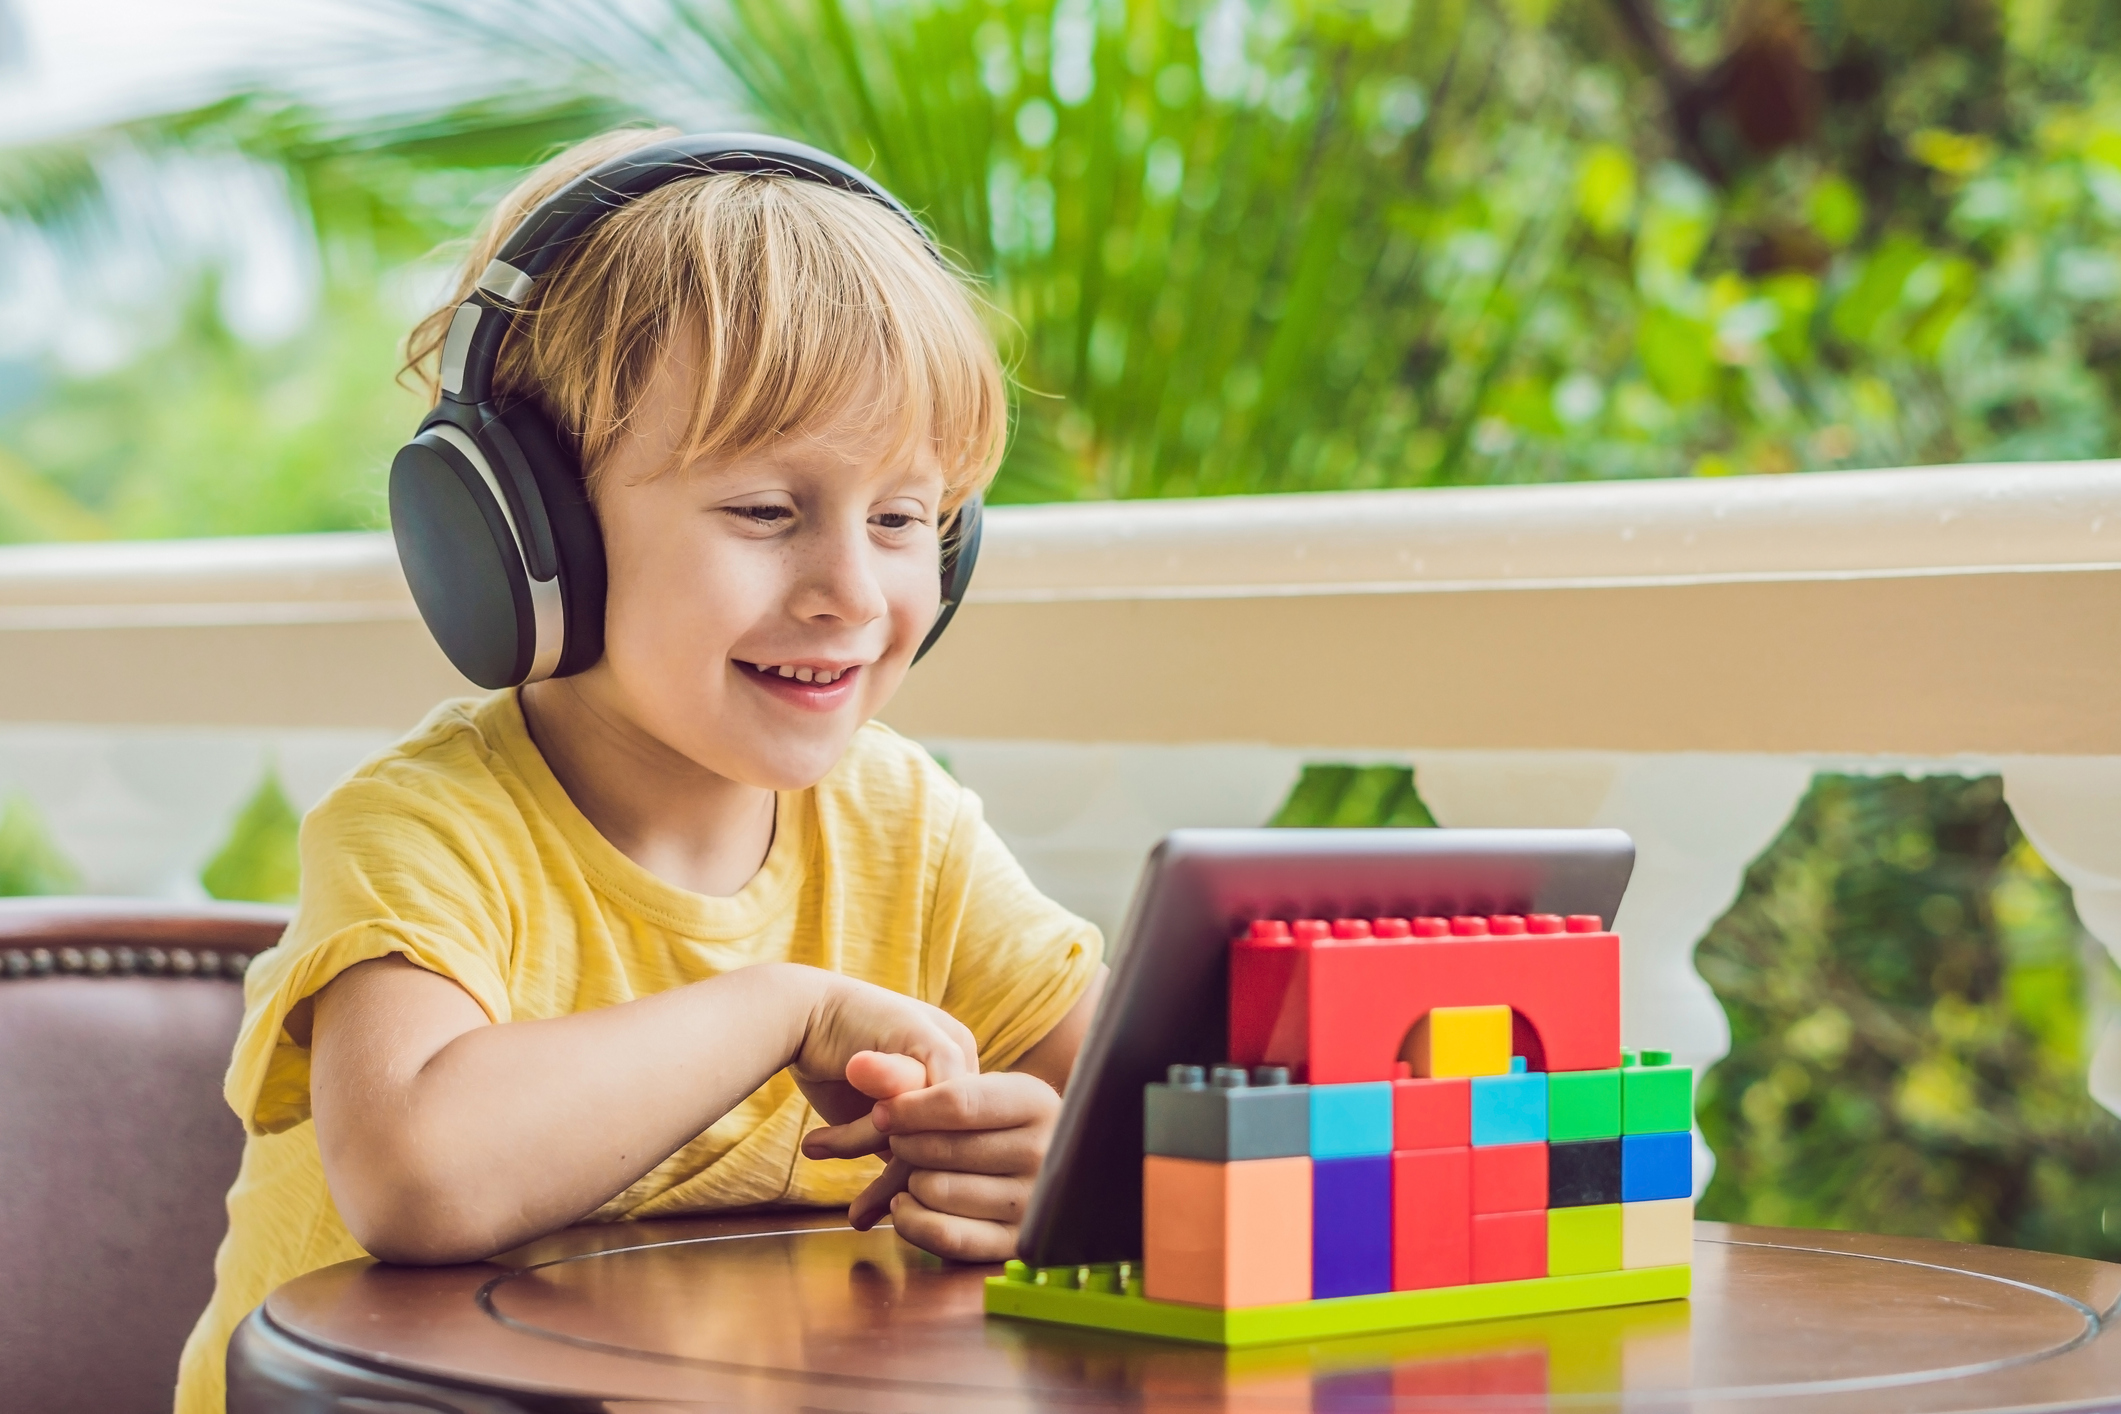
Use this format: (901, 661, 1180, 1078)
(175, 692, 1101, 1414)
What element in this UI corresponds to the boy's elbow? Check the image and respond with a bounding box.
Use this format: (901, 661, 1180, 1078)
(343, 1188, 512, 1266)
(330, 1148, 514, 1266)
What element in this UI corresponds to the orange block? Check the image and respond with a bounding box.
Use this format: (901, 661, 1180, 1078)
(1143, 1155, 1311, 1308)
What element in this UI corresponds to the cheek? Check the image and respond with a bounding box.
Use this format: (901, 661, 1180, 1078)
(884, 553, 945, 649)
(598, 504, 763, 661)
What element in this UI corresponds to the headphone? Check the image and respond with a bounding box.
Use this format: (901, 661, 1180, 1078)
(389, 133, 984, 691)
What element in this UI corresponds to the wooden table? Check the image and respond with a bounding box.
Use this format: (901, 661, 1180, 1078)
(232, 1214, 2121, 1412)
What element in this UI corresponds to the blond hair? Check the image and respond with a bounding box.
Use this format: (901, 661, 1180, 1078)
(406, 127, 1006, 510)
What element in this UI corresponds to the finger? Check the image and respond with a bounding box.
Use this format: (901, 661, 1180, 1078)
(846, 1050, 931, 1100)
(802, 1113, 889, 1161)
(906, 1167, 1028, 1224)
(890, 1014, 979, 1088)
(883, 1126, 1043, 1176)
(877, 1071, 1057, 1136)
(797, 1076, 879, 1128)
(849, 1155, 913, 1231)
(887, 1189, 1018, 1263)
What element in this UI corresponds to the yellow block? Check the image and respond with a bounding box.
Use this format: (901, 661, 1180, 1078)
(1406, 1004, 1512, 1078)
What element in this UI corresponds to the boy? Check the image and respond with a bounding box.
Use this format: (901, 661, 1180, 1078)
(176, 127, 1105, 1413)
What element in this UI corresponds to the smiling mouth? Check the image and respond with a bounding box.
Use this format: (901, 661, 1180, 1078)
(739, 660, 859, 686)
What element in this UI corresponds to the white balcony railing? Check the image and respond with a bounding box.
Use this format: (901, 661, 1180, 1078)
(6, 460, 2120, 1142)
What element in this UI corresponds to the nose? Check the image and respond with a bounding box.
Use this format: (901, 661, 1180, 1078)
(788, 510, 890, 629)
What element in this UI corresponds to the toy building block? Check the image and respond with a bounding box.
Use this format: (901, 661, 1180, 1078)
(1470, 1209, 1547, 1284)
(1391, 1147, 1470, 1290)
(1144, 1064, 1310, 1161)
(1313, 1154, 1393, 1298)
(1405, 1005, 1512, 1078)
(1393, 1076, 1470, 1149)
(1142, 1154, 1311, 1308)
(1548, 1138, 1622, 1207)
(1621, 1132, 1690, 1203)
(1622, 1197, 1694, 1269)
(999, 898, 1690, 1352)
(1622, 1059, 1693, 1135)
(1310, 1081, 1393, 1159)
(985, 1261, 1692, 1347)
(1548, 1069, 1621, 1141)
(1548, 1204, 1622, 1276)
(1470, 1072, 1547, 1147)
(1230, 920, 1621, 1085)
(1470, 1143, 1546, 1214)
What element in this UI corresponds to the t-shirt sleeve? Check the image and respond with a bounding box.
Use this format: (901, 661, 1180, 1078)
(226, 774, 517, 1137)
(929, 786, 1104, 1073)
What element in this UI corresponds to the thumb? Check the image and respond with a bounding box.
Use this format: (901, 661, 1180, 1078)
(845, 1050, 932, 1101)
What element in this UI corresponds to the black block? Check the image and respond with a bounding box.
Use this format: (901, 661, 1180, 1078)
(1548, 1137, 1621, 1207)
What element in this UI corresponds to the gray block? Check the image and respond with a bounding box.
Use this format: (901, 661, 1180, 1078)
(1144, 1064, 1310, 1161)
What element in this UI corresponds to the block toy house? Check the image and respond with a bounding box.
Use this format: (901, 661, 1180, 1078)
(986, 913, 1694, 1346)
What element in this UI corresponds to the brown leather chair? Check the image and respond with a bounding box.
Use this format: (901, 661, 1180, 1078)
(0, 898, 290, 1414)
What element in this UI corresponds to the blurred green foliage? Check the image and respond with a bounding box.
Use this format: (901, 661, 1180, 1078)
(7, 0, 2121, 526)
(0, 289, 418, 540)
(1696, 775, 2121, 1260)
(0, 95, 633, 538)
(0, 792, 82, 895)
(200, 767, 304, 905)
(1269, 763, 1439, 827)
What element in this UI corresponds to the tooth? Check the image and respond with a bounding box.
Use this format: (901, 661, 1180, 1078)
(796, 667, 814, 682)
(777, 665, 795, 678)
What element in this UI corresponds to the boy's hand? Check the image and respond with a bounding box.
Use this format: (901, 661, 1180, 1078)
(803, 1058, 1060, 1263)
(789, 975, 979, 1130)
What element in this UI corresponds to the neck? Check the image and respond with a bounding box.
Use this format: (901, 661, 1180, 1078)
(518, 677, 777, 898)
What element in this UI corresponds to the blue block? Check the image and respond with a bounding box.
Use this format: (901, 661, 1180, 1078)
(1309, 1081, 1393, 1158)
(1312, 1154, 1393, 1298)
(1470, 1072, 1547, 1147)
(1622, 1130, 1691, 1202)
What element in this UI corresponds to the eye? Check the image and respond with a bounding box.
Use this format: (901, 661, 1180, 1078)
(726, 504, 794, 525)
(872, 511, 922, 530)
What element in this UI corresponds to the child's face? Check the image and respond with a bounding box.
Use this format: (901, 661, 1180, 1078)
(581, 354, 948, 791)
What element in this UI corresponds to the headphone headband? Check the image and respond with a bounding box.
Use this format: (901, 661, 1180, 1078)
(394, 132, 982, 690)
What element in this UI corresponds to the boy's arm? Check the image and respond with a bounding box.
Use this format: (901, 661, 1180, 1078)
(303, 954, 979, 1265)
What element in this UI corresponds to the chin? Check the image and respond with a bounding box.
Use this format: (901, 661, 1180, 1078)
(730, 726, 865, 793)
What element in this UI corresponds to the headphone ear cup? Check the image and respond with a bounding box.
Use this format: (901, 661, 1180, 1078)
(391, 430, 538, 690)
(915, 495, 982, 664)
(487, 399, 608, 677)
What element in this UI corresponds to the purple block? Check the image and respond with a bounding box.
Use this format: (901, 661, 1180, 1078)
(1312, 1154, 1392, 1298)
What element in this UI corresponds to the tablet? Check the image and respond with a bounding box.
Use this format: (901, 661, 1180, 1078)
(1017, 826, 1636, 1267)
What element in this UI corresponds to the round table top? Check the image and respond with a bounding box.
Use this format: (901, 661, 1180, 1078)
(264, 1216, 2121, 1412)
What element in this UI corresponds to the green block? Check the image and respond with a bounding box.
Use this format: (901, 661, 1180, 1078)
(1548, 1204, 1623, 1275)
(1547, 1068, 1622, 1140)
(984, 1263, 1691, 1347)
(1623, 1063, 1693, 1134)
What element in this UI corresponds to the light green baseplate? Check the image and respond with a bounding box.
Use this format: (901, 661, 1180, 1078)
(984, 1262, 1690, 1347)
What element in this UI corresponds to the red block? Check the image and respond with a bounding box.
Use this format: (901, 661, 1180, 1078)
(1471, 1143, 1547, 1214)
(1393, 1077, 1470, 1149)
(1391, 1147, 1470, 1290)
(1230, 930, 1622, 1084)
(1471, 1209, 1547, 1284)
